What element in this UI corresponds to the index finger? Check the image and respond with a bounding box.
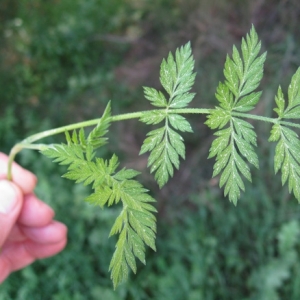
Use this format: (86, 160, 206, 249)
(0, 153, 37, 194)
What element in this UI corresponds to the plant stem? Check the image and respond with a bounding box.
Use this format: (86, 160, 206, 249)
(231, 112, 277, 123)
(111, 108, 211, 121)
(7, 105, 300, 180)
(7, 144, 49, 180)
(278, 120, 300, 130)
(7, 107, 211, 179)
(232, 112, 300, 129)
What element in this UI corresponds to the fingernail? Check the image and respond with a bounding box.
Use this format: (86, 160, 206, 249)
(0, 181, 18, 214)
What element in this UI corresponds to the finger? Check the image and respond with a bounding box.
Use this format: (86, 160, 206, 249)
(0, 181, 23, 246)
(21, 221, 67, 244)
(0, 237, 66, 277)
(0, 243, 35, 283)
(0, 153, 37, 194)
(24, 239, 67, 259)
(6, 224, 26, 243)
(18, 194, 54, 227)
(0, 223, 67, 282)
(0, 239, 66, 283)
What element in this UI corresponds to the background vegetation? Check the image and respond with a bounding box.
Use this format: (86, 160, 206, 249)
(1, 0, 300, 299)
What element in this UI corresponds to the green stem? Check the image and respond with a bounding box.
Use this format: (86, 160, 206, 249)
(7, 105, 300, 180)
(19, 108, 211, 145)
(7, 107, 211, 179)
(231, 112, 277, 123)
(7, 144, 49, 180)
(168, 108, 211, 114)
(232, 111, 300, 129)
(7, 106, 300, 180)
(112, 108, 211, 121)
(278, 120, 300, 130)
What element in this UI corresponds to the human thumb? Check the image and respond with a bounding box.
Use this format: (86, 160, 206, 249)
(0, 180, 23, 247)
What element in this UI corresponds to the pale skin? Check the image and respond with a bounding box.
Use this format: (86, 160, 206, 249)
(0, 153, 67, 283)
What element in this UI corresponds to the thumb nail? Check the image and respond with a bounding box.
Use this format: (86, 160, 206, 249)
(0, 181, 19, 214)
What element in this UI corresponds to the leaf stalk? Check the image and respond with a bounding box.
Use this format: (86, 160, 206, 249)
(7, 107, 211, 179)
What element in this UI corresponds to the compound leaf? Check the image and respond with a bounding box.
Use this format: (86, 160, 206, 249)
(209, 117, 258, 205)
(206, 26, 265, 204)
(44, 146, 157, 289)
(144, 41, 196, 110)
(41, 103, 157, 289)
(140, 43, 195, 187)
(140, 121, 188, 188)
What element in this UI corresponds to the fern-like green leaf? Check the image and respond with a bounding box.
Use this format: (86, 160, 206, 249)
(89, 173, 157, 288)
(140, 43, 195, 187)
(209, 117, 258, 205)
(142, 42, 196, 110)
(140, 116, 189, 188)
(41, 103, 157, 289)
(43, 145, 157, 288)
(206, 26, 265, 204)
(269, 69, 300, 201)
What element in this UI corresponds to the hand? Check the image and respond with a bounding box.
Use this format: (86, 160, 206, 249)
(0, 153, 67, 283)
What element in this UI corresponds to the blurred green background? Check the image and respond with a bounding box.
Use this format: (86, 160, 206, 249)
(1, 0, 300, 299)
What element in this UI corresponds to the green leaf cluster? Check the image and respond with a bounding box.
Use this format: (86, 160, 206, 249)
(41, 102, 157, 289)
(140, 42, 195, 188)
(86, 155, 157, 289)
(206, 26, 266, 204)
(269, 68, 300, 201)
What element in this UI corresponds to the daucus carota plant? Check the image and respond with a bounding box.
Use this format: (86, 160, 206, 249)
(6, 26, 300, 288)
